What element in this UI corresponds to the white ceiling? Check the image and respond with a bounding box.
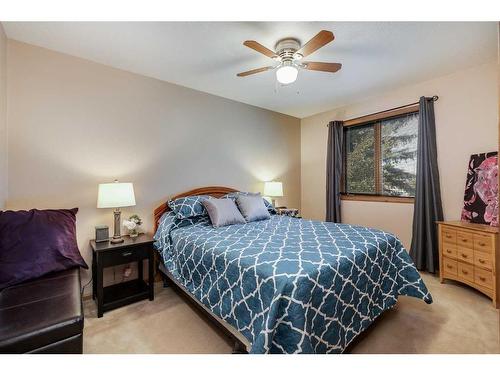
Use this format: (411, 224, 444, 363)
(2, 22, 497, 118)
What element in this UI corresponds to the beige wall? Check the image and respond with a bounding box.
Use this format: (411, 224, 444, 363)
(301, 62, 498, 248)
(0, 25, 7, 209)
(6, 41, 301, 287)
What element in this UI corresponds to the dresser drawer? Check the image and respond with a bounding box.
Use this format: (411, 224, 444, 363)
(442, 243, 457, 259)
(442, 228, 456, 244)
(442, 257, 457, 276)
(457, 262, 474, 283)
(473, 251, 492, 270)
(474, 268, 494, 290)
(474, 268, 493, 289)
(456, 231, 473, 249)
(456, 247, 473, 264)
(100, 245, 149, 267)
(473, 234, 493, 253)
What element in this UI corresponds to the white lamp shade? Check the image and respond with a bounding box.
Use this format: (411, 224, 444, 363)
(264, 181, 283, 197)
(97, 182, 136, 208)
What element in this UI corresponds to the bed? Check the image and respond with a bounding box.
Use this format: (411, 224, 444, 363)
(153, 186, 432, 354)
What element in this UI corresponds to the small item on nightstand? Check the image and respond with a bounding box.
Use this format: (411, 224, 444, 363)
(95, 225, 109, 243)
(123, 214, 142, 238)
(278, 207, 300, 217)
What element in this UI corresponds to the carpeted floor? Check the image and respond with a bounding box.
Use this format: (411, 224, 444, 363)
(83, 273, 500, 354)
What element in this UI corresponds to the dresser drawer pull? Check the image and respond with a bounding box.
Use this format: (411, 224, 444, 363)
(446, 265, 453, 269)
(446, 249, 452, 254)
(461, 270, 469, 275)
(460, 254, 468, 259)
(478, 242, 486, 247)
(479, 276, 486, 282)
(461, 238, 468, 243)
(445, 234, 453, 239)
(478, 258, 486, 264)
(122, 251, 133, 257)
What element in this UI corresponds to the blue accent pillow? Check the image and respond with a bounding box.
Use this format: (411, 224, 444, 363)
(168, 195, 211, 219)
(223, 191, 277, 214)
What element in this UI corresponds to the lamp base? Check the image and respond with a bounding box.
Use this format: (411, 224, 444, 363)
(111, 208, 123, 244)
(110, 236, 124, 244)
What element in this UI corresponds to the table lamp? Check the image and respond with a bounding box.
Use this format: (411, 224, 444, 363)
(264, 181, 283, 207)
(97, 180, 136, 244)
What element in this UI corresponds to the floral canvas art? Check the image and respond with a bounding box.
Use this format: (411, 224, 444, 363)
(461, 151, 498, 226)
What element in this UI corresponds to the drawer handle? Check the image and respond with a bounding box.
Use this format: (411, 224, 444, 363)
(122, 251, 133, 257)
(446, 249, 452, 254)
(446, 265, 453, 269)
(479, 276, 486, 282)
(478, 242, 485, 247)
(461, 254, 468, 258)
(461, 238, 468, 243)
(462, 270, 469, 275)
(478, 259, 486, 264)
(446, 234, 452, 238)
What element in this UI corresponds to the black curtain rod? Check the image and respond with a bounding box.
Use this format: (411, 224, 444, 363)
(327, 96, 439, 126)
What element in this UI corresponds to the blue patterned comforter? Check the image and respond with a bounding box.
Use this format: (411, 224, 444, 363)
(154, 214, 432, 354)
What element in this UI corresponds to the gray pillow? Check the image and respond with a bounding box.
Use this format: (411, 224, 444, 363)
(202, 198, 246, 228)
(236, 194, 270, 222)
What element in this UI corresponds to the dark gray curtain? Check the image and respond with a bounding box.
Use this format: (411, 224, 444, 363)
(326, 121, 344, 222)
(410, 97, 443, 273)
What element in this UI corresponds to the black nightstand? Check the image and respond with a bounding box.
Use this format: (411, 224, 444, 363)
(90, 233, 155, 318)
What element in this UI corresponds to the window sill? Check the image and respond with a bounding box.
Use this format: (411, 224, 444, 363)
(340, 194, 415, 204)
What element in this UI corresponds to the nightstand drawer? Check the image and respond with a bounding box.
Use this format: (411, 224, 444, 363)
(100, 245, 149, 267)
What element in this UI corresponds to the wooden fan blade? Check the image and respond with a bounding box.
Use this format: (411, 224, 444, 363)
(296, 30, 335, 58)
(237, 66, 273, 77)
(243, 41, 277, 59)
(303, 62, 342, 73)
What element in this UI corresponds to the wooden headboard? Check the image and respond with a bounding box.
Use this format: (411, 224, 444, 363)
(153, 186, 238, 231)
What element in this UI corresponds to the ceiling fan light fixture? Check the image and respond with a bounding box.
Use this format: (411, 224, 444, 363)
(276, 64, 298, 85)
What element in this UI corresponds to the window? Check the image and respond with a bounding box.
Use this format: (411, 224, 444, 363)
(342, 108, 419, 202)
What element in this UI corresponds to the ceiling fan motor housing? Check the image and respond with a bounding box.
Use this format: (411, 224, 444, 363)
(275, 38, 302, 62)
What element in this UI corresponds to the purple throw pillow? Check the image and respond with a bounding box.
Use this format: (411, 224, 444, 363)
(0, 208, 88, 290)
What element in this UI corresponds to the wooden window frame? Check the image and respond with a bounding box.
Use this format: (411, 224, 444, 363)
(341, 104, 419, 204)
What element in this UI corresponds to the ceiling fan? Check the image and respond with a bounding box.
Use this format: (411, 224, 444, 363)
(237, 30, 341, 85)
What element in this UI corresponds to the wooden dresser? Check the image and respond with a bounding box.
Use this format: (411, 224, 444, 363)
(438, 221, 499, 308)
